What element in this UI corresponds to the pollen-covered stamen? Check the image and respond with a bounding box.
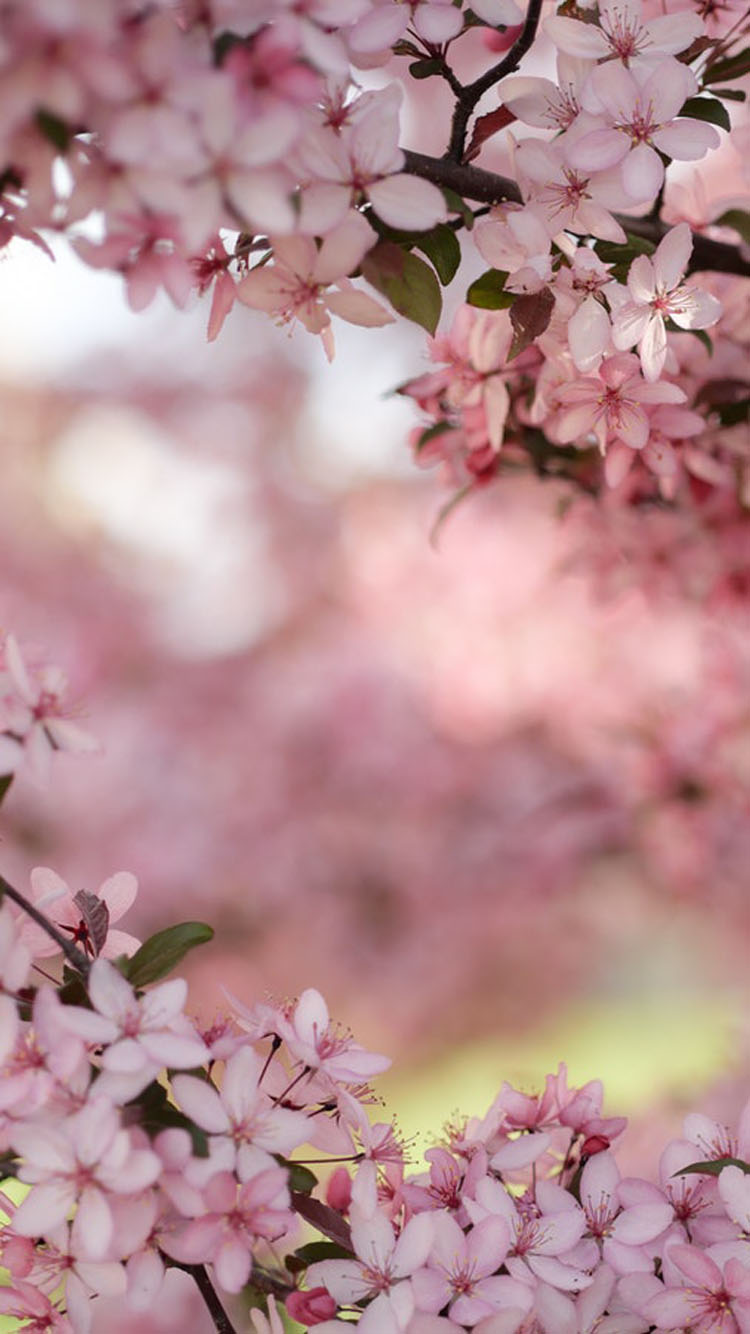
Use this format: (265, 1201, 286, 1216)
(599, 4, 651, 61)
(449, 1257, 479, 1296)
(617, 99, 660, 145)
(542, 83, 581, 130)
(359, 1257, 395, 1293)
(650, 284, 702, 321)
(584, 1190, 617, 1240)
(543, 168, 591, 219)
(668, 1178, 709, 1224)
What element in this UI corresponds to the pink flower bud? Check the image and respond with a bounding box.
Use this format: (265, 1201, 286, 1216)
(325, 1166, 352, 1213)
(581, 1133, 610, 1158)
(286, 1288, 337, 1324)
(482, 23, 522, 51)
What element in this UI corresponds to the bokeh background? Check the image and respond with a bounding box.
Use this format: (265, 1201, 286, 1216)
(1, 213, 750, 1328)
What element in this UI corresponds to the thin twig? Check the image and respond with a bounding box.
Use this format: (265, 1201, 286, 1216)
(0, 874, 91, 979)
(401, 150, 750, 278)
(446, 0, 544, 161)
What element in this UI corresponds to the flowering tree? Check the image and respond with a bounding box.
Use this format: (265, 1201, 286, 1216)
(3, 0, 750, 1330)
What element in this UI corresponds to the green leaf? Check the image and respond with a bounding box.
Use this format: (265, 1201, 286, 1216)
(595, 233, 656, 266)
(409, 57, 443, 79)
(135, 1080, 209, 1156)
(0, 774, 13, 808)
(441, 187, 475, 230)
(466, 269, 514, 309)
(361, 242, 442, 335)
(594, 232, 657, 282)
(35, 108, 71, 152)
(679, 95, 731, 131)
(285, 1162, 318, 1194)
(718, 397, 750, 426)
(508, 286, 555, 359)
(714, 207, 750, 246)
(703, 46, 750, 84)
(714, 87, 747, 101)
(293, 1241, 354, 1265)
(125, 921, 214, 989)
(415, 224, 461, 285)
(676, 1156, 750, 1176)
(664, 318, 713, 356)
(416, 420, 455, 453)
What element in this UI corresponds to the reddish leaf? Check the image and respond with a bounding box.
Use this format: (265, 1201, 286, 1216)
(508, 286, 555, 359)
(291, 1192, 353, 1251)
(73, 890, 110, 957)
(465, 106, 517, 162)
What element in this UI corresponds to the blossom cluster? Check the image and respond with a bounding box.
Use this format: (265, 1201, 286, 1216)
(4, 870, 750, 1334)
(402, 223, 729, 498)
(0, 644, 749, 1334)
(2, 0, 746, 416)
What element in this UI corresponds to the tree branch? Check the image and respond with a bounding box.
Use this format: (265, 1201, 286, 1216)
(403, 149, 521, 205)
(0, 873, 91, 979)
(401, 150, 750, 279)
(446, 0, 545, 162)
(169, 1262, 239, 1334)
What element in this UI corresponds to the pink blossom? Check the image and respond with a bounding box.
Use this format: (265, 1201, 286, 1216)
(166, 1165, 292, 1292)
(556, 352, 686, 453)
(0, 635, 98, 782)
(237, 213, 393, 361)
(57, 958, 209, 1076)
(611, 223, 722, 380)
(646, 1245, 750, 1330)
(171, 1044, 310, 1175)
(568, 60, 720, 204)
(11, 1096, 161, 1261)
(278, 986, 391, 1085)
(20, 867, 140, 961)
(544, 0, 704, 64)
(411, 1212, 526, 1326)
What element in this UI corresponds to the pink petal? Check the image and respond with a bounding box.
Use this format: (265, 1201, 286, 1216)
(171, 1073, 230, 1133)
(622, 144, 663, 202)
(652, 119, 720, 161)
(98, 872, 138, 922)
(326, 287, 395, 327)
(544, 16, 609, 57)
(367, 174, 447, 231)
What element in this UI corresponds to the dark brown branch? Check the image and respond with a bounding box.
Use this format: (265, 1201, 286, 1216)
(403, 149, 521, 205)
(169, 1262, 238, 1334)
(0, 873, 91, 978)
(401, 150, 750, 279)
(446, 0, 545, 161)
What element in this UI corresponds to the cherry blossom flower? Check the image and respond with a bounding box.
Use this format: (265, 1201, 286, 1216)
(277, 986, 391, 1085)
(411, 1212, 528, 1326)
(292, 85, 447, 232)
(237, 213, 393, 361)
(56, 958, 209, 1076)
(166, 1165, 292, 1292)
(171, 1044, 310, 1175)
(20, 867, 140, 962)
(10, 1096, 161, 1261)
(544, 0, 704, 64)
(0, 635, 98, 782)
(308, 1204, 434, 1314)
(556, 352, 687, 453)
(645, 1245, 750, 1330)
(611, 223, 722, 380)
(515, 139, 627, 243)
(568, 60, 720, 204)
